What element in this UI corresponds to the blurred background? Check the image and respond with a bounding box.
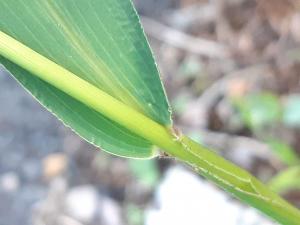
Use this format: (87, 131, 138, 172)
(1, 0, 300, 224)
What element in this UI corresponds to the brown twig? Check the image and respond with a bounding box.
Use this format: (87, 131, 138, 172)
(141, 16, 230, 58)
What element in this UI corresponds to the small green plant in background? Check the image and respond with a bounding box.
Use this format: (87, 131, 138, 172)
(267, 139, 300, 167)
(0, 1, 300, 224)
(234, 92, 282, 131)
(283, 95, 300, 128)
(129, 159, 160, 188)
(268, 166, 300, 195)
(234, 92, 300, 198)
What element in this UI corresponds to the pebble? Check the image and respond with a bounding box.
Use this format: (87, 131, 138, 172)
(21, 159, 42, 181)
(42, 153, 68, 180)
(57, 215, 84, 225)
(100, 197, 123, 225)
(146, 166, 276, 225)
(65, 185, 99, 223)
(0, 172, 20, 192)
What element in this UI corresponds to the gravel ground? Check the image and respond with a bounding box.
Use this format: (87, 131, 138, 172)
(0, 68, 126, 225)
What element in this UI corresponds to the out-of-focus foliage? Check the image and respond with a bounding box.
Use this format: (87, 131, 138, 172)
(267, 139, 300, 166)
(129, 159, 160, 188)
(234, 93, 282, 130)
(283, 95, 300, 128)
(126, 203, 144, 225)
(172, 94, 191, 115)
(268, 166, 300, 194)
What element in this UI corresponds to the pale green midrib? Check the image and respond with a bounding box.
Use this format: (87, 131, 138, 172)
(1, 31, 300, 225)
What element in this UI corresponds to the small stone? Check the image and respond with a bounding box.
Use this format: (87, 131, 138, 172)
(146, 166, 276, 225)
(100, 197, 122, 225)
(0, 172, 20, 192)
(43, 153, 68, 179)
(65, 185, 99, 223)
(21, 159, 42, 181)
(58, 215, 84, 225)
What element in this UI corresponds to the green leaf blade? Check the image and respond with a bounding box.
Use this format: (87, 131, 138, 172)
(0, 0, 171, 158)
(1, 58, 156, 158)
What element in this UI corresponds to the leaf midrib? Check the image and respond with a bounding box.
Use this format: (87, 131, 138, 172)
(42, 0, 147, 114)
(0, 30, 173, 149)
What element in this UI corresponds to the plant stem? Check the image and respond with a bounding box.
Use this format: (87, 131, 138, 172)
(1, 30, 300, 225)
(166, 136, 300, 225)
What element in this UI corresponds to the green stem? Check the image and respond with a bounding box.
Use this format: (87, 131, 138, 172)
(168, 136, 300, 225)
(0, 31, 300, 225)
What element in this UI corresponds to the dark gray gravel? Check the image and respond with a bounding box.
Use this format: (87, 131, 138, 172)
(0, 67, 65, 225)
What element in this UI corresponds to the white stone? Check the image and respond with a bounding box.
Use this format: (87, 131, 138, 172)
(0, 172, 20, 192)
(100, 197, 123, 225)
(146, 166, 276, 225)
(65, 185, 98, 223)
